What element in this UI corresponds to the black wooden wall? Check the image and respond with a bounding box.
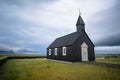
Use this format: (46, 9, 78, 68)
(71, 31, 95, 62)
(47, 46, 75, 62)
(47, 31, 95, 62)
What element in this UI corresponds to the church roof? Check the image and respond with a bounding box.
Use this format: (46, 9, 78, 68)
(48, 31, 94, 48)
(48, 32, 80, 48)
(76, 15, 85, 26)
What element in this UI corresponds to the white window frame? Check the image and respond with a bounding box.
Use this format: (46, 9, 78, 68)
(54, 48, 57, 56)
(62, 47, 67, 56)
(48, 49, 51, 55)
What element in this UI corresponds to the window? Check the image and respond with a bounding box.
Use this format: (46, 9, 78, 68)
(62, 47, 67, 56)
(54, 48, 57, 56)
(48, 49, 51, 55)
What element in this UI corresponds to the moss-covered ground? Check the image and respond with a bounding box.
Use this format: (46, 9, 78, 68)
(0, 58, 120, 80)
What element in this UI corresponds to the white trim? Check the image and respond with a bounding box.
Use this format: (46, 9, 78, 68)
(48, 49, 51, 55)
(81, 42, 88, 48)
(54, 48, 57, 56)
(62, 47, 67, 56)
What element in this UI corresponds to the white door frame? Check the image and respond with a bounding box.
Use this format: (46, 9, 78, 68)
(81, 42, 88, 61)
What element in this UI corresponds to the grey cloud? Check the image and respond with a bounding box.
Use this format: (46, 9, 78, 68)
(96, 35, 120, 46)
(0, 0, 119, 53)
(91, 1, 120, 46)
(0, 0, 58, 6)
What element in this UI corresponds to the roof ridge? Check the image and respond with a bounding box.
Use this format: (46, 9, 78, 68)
(56, 32, 77, 39)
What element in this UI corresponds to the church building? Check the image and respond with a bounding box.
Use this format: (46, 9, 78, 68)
(47, 14, 95, 62)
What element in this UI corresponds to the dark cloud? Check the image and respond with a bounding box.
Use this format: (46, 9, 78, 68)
(92, 1, 120, 46)
(96, 35, 120, 46)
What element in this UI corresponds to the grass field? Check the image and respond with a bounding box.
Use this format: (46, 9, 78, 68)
(0, 58, 120, 80)
(96, 58, 120, 64)
(95, 54, 120, 64)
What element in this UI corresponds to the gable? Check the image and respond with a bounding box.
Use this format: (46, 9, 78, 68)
(80, 31, 95, 47)
(84, 31, 95, 46)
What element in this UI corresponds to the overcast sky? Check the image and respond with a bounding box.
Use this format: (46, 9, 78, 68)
(0, 0, 120, 54)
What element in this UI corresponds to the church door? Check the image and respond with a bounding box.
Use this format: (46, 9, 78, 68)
(81, 42, 88, 61)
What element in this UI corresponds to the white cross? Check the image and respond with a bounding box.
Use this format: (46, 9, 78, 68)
(79, 8, 82, 15)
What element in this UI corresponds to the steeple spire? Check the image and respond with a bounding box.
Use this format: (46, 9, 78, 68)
(76, 15, 85, 26)
(76, 11, 85, 33)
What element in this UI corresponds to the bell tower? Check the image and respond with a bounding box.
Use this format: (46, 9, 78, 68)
(76, 14, 85, 33)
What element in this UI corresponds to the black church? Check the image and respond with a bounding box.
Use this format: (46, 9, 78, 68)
(47, 15, 95, 62)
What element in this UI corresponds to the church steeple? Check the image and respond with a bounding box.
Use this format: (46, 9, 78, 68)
(76, 15, 85, 33)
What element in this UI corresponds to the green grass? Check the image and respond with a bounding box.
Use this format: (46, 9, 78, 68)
(96, 58, 120, 64)
(95, 54, 120, 58)
(95, 54, 120, 64)
(0, 58, 120, 80)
